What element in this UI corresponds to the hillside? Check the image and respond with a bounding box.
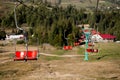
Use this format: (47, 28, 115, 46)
(0, 42, 120, 80)
(61, 0, 120, 11)
(0, 0, 14, 17)
(0, 1, 120, 79)
(0, 0, 119, 15)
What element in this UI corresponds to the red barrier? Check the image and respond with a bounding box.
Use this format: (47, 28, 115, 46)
(93, 49, 98, 53)
(86, 49, 98, 53)
(14, 50, 38, 61)
(63, 46, 72, 50)
(14, 51, 26, 60)
(25, 50, 38, 60)
(74, 42, 80, 46)
(86, 48, 92, 52)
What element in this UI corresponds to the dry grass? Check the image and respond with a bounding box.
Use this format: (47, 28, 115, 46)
(60, 0, 114, 12)
(0, 1, 14, 17)
(0, 42, 120, 80)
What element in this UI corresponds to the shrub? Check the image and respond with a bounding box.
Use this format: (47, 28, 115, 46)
(17, 40, 24, 44)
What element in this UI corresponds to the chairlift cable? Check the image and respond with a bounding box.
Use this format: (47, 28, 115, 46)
(14, 3, 23, 31)
(14, 1, 29, 61)
(96, 0, 99, 12)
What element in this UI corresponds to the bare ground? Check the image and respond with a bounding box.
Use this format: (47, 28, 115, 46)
(0, 41, 120, 80)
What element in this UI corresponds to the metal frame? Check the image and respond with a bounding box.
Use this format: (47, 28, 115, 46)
(14, 2, 28, 61)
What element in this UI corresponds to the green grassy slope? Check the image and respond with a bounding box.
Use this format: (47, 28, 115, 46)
(88, 43, 120, 61)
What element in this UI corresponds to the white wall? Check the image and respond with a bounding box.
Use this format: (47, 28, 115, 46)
(91, 34, 103, 42)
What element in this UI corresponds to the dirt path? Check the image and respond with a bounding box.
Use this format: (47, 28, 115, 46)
(39, 52, 84, 57)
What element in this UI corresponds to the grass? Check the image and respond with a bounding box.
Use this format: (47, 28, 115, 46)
(52, 49, 67, 55)
(0, 52, 14, 58)
(44, 56, 62, 61)
(43, 49, 66, 61)
(43, 42, 120, 61)
(0, 0, 116, 18)
(60, 0, 116, 11)
(0, 42, 120, 80)
(60, 0, 96, 8)
(77, 47, 85, 55)
(0, 60, 40, 80)
(0, 1, 14, 16)
(75, 43, 120, 61)
(89, 43, 120, 61)
(61, 0, 96, 9)
(0, 70, 18, 78)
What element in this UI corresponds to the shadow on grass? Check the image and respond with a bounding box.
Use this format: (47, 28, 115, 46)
(96, 55, 108, 60)
(0, 70, 18, 77)
(0, 50, 9, 53)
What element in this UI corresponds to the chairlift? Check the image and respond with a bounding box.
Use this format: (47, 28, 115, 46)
(63, 30, 72, 50)
(14, 37, 39, 61)
(87, 38, 99, 53)
(13, 2, 39, 61)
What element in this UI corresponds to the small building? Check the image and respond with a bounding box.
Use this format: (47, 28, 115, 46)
(100, 34, 116, 42)
(6, 34, 24, 40)
(91, 29, 116, 42)
(91, 34, 103, 42)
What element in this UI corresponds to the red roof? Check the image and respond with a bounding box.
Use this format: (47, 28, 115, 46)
(100, 34, 116, 39)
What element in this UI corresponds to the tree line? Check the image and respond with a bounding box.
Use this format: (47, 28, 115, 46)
(0, 3, 120, 46)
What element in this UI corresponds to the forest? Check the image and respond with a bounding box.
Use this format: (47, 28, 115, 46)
(0, 2, 120, 46)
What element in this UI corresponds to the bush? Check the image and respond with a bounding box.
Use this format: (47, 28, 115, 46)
(17, 40, 24, 44)
(0, 30, 6, 40)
